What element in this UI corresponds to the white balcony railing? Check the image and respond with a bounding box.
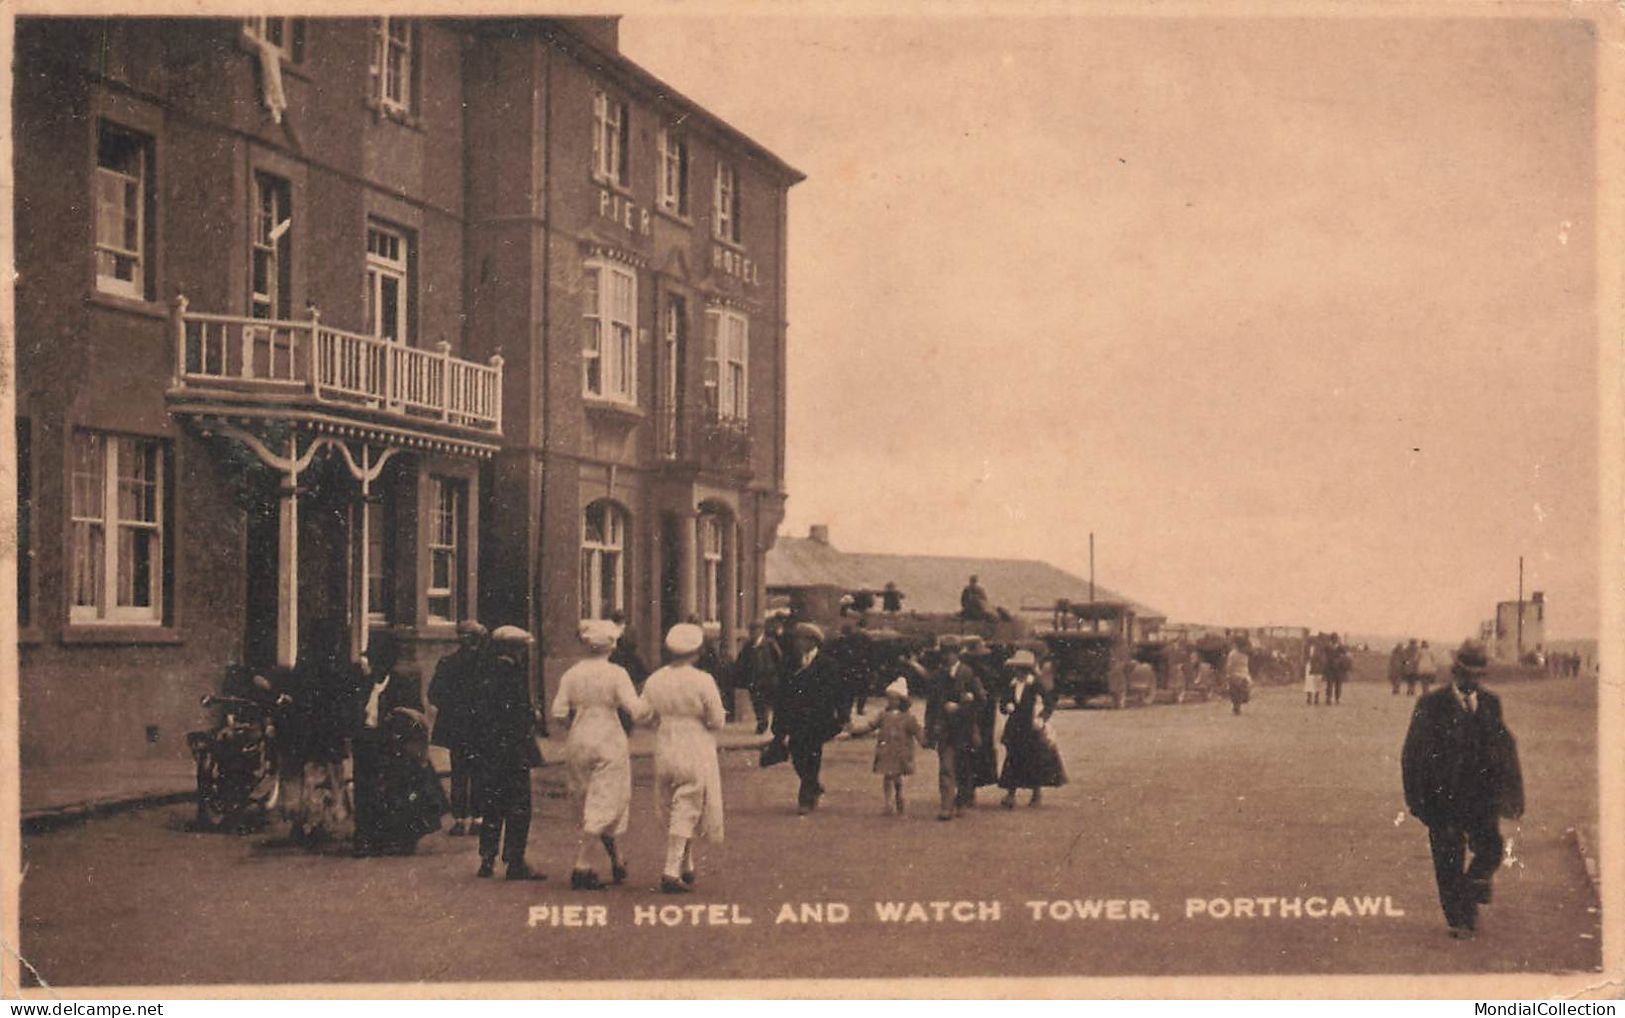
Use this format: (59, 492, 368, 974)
(170, 297, 503, 431)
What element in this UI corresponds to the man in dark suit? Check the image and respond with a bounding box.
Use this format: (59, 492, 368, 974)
(772, 622, 847, 815)
(429, 620, 487, 836)
(468, 626, 547, 881)
(1322, 634, 1352, 706)
(1401, 639, 1524, 939)
(925, 635, 987, 820)
(736, 620, 782, 734)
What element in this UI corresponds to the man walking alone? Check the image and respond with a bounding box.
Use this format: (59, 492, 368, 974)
(1401, 639, 1524, 939)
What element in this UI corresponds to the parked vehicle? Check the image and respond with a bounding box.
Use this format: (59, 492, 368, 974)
(186, 683, 287, 832)
(1037, 600, 1158, 708)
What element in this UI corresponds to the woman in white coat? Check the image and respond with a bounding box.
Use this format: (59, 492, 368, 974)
(640, 623, 727, 894)
(551, 619, 649, 890)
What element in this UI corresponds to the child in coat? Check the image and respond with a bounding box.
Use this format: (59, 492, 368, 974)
(848, 677, 924, 814)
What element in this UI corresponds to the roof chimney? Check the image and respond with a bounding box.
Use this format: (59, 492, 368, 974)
(809, 524, 830, 545)
(1531, 591, 1544, 603)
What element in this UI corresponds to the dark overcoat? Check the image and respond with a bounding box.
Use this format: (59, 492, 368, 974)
(772, 650, 847, 744)
(1401, 685, 1524, 827)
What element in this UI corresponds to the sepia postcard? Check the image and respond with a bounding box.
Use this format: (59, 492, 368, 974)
(1, 0, 1621, 1000)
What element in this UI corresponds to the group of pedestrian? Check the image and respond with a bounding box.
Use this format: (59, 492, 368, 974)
(1387, 639, 1442, 696)
(1302, 633, 1352, 706)
(548, 620, 727, 893)
(767, 629, 1068, 821)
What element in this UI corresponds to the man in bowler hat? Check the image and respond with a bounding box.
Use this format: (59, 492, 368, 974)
(1401, 639, 1524, 939)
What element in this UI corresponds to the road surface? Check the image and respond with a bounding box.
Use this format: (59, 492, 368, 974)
(18, 671, 1600, 988)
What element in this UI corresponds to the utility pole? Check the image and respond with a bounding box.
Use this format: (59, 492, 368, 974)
(1516, 555, 1524, 658)
(1089, 532, 1095, 603)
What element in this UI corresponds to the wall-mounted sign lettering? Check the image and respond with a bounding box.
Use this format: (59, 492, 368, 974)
(712, 244, 760, 286)
(598, 188, 652, 237)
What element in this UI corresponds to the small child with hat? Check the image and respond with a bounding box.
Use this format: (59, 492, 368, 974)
(847, 676, 924, 815)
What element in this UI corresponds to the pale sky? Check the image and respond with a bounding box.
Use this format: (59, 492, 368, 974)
(620, 13, 1600, 641)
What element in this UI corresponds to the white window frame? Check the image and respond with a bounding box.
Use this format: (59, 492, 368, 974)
(242, 17, 299, 60)
(251, 173, 291, 320)
(69, 431, 164, 625)
(369, 17, 413, 116)
(426, 477, 462, 624)
(580, 501, 627, 621)
(366, 222, 410, 344)
(713, 161, 740, 244)
(581, 260, 638, 404)
(592, 89, 629, 186)
(658, 127, 689, 217)
(699, 514, 724, 626)
(94, 123, 147, 300)
(703, 308, 749, 421)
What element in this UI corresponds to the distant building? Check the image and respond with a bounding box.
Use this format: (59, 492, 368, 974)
(765, 524, 1164, 629)
(1493, 591, 1545, 662)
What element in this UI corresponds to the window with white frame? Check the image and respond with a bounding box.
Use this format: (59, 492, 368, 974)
(581, 261, 637, 403)
(369, 18, 413, 115)
(70, 431, 165, 624)
(699, 513, 724, 626)
(94, 122, 150, 300)
(243, 17, 305, 61)
(427, 477, 463, 623)
(658, 127, 689, 217)
(580, 501, 627, 621)
(251, 173, 292, 320)
(713, 161, 741, 244)
(703, 308, 749, 421)
(366, 222, 410, 344)
(364, 496, 392, 624)
(594, 88, 630, 186)
(661, 295, 686, 458)
(593, 90, 630, 187)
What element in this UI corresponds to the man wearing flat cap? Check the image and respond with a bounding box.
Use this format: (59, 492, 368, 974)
(468, 625, 547, 880)
(429, 620, 488, 836)
(1401, 639, 1524, 939)
(772, 622, 848, 815)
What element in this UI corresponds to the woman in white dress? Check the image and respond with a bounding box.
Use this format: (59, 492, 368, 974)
(551, 619, 649, 890)
(640, 623, 727, 894)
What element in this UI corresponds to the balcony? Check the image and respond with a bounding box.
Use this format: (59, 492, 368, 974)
(166, 298, 503, 434)
(657, 406, 753, 477)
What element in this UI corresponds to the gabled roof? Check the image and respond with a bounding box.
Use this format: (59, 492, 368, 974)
(767, 535, 1165, 620)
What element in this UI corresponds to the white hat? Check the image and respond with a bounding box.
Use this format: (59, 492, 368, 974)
(665, 623, 705, 657)
(885, 677, 909, 700)
(490, 625, 533, 645)
(1005, 649, 1037, 670)
(579, 619, 621, 652)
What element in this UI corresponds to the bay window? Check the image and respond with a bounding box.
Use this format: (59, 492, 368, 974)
(582, 261, 637, 403)
(703, 308, 749, 421)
